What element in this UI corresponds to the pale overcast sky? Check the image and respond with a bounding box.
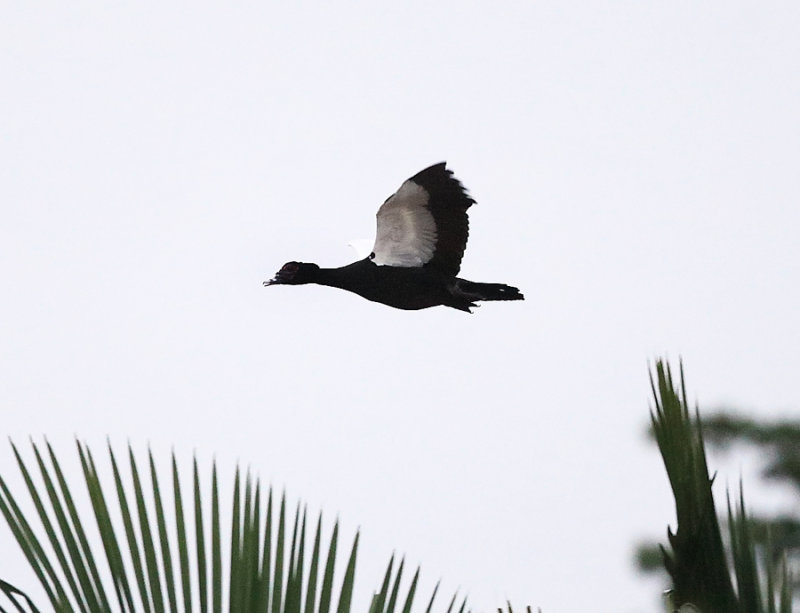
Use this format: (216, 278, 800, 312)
(1, 3, 799, 612)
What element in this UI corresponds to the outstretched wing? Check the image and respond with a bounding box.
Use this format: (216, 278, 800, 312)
(371, 162, 474, 276)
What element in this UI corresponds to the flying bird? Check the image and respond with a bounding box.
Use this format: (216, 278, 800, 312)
(264, 163, 524, 312)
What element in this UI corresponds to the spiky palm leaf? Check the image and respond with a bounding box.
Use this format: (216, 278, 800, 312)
(0, 441, 446, 613)
(651, 360, 794, 613)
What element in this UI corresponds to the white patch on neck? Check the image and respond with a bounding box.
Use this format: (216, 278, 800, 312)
(347, 239, 374, 259)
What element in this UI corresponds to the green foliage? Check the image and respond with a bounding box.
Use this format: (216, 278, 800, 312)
(703, 413, 800, 578)
(701, 414, 800, 491)
(2, 360, 795, 613)
(650, 360, 739, 612)
(650, 360, 794, 613)
(0, 441, 440, 613)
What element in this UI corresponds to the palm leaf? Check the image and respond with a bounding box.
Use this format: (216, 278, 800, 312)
(0, 577, 41, 613)
(335, 533, 358, 613)
(148, 450, 177, 613)
(650, 360, 738, 611)
(651, 359, 796, 612)
(9, 441, 79, 610)
(0, 441, 448, 613)
(109, 444, 151, 612)
(303, 515, 322, 613)
(77, 442, 135, 612)
(171, 453, 191, 613)
(193, 457, 208, 613)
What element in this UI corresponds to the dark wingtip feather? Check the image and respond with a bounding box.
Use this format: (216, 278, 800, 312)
(408, 162, 475, 276)
(410, 162, 475, 200)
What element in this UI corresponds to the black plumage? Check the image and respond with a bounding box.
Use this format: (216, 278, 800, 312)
(406, 162, 473, 277)
(264, 163, 524, 313)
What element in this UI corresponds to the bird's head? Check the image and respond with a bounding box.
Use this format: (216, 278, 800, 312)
(263, 262, 320, 286)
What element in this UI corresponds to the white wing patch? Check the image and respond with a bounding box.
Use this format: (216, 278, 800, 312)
(371, 180, 437, 267)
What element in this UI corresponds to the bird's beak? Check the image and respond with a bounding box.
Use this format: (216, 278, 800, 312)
(263, 278, 276, 287)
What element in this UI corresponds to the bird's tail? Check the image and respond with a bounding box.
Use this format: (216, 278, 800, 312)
(455, 279, 525, 302)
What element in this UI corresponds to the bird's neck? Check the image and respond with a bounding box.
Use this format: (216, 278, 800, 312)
(312, 259, 374, 292)
(311, 267, 343, 288)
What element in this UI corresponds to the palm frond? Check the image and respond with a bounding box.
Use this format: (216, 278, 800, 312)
(651, 359, 795, 613)
(0, 578, 41, 613)
(649, 360, 739, 612)
(0, 441, 447, 613)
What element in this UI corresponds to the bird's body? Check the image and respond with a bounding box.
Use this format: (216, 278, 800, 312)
(265, 163, 523, 313)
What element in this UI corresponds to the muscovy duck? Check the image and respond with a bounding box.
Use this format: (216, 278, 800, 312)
(264, 163, 524, 313)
